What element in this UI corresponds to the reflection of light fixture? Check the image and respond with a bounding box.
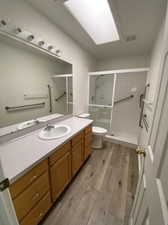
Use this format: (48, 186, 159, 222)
(38, 41, 45, 46)
(14, 28, 22, 34)
(0, 20, 7, 26)
(27, 35, 34, 41)
(48, 45, 53, 51)
(56, 50, 61, 56)
(64, 0, 119, 44)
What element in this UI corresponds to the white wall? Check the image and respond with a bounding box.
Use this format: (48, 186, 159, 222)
(96, 55, 150, 71)
(0, 0, 96, 116)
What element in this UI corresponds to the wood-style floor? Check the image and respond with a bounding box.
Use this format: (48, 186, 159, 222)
(42, 143, 138, 225)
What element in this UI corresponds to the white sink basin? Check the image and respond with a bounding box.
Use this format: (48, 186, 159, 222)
(39, 124, 71, 140)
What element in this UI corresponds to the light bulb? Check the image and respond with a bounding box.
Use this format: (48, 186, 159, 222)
(15, 28, 22, 34)
(48, 45, 53, 51)
(27, 35, 34, 41)
(38, 41, 45, 46)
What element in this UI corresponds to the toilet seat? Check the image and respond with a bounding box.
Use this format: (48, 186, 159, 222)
(92, 126, 107, 135)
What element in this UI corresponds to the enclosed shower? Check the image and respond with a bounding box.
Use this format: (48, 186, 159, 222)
(88, 68, 149, 146)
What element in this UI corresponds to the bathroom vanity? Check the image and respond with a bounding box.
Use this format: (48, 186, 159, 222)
(0, 117, 92, 225)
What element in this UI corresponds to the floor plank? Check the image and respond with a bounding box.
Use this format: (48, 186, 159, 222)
(41, 143, 138, 225)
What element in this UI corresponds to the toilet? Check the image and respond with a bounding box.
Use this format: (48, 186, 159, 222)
(92, 126, 107, 149)
(78, 113, 107, 149)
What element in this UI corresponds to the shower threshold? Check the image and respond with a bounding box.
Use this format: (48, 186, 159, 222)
(105, 133, 137, 149)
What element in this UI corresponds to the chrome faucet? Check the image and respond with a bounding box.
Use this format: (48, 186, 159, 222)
(44, 124, 55, 131)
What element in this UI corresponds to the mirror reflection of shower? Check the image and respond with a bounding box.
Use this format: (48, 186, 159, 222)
(52, 74, 73, 115)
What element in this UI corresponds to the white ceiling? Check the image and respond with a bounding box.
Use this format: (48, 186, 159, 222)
(27, 0, 167, 60)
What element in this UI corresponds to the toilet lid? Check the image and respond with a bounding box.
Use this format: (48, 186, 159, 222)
(92, 126, 107, 134)
(78, 113, 90, 118)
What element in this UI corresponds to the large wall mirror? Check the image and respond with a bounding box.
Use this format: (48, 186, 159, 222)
(0, 32, 73, 135)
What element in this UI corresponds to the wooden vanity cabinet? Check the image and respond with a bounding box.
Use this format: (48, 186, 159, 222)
(10, 159, 52, 225)
(84, 125, 92, 160)
(49, 142, 71, 202)
(71, 125, 92, 176)
(10, 159, 48, 199)
(20, 192, 51, 225)
(10, 125, 92, 225)
(71, 132, 84, 177)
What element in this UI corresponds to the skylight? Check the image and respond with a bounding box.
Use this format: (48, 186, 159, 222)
(64, 0, 120, 45)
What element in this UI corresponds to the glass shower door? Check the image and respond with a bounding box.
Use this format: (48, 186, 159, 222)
(89, 106, 112, 131)
(89, 74, 115, 132)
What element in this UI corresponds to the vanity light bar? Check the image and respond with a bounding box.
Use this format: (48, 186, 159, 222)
(0, 19, 62, 58)
(0, 20, 7, 26)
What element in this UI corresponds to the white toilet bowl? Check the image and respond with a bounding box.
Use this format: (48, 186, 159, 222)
(92, 126, 107, 149)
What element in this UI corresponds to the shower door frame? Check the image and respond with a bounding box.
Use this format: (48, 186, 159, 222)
(88, 68, 150, 134)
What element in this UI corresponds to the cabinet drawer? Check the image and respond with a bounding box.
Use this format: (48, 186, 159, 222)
(85, 125, 92, 135)
(72, 132, 84, 147)
(10, 159, 48, 199)
(20, 192, 51, 225)
(49, 141, 71, 166)
(13, 172, 49, 221)
(85, 133, 92, 147)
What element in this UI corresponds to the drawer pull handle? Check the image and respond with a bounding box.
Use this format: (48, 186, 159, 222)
(30, 175, 37, 183)
(32, 193, 40, 200)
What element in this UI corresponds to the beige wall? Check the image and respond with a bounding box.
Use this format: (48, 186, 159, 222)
(95, 55, 150, 71)
(0, 0, 96, 117)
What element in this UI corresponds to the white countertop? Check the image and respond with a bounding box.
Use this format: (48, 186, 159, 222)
(0, 117, 93, 184)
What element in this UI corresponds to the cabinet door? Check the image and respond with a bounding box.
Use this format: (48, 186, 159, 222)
(72, 141, 83, 177)
(85, 144, 91, 160)
(84, 133, 92, 160)
(50, 152, 71, 202)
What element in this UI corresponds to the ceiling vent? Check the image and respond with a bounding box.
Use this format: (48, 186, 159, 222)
(126, 35, 136, 42)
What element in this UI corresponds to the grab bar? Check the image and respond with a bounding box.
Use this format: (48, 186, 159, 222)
(114, 95, 134, 105)
(48, 85, 52, 113)
(5, 102, 45, 112)
(55, 92, 66, 102)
